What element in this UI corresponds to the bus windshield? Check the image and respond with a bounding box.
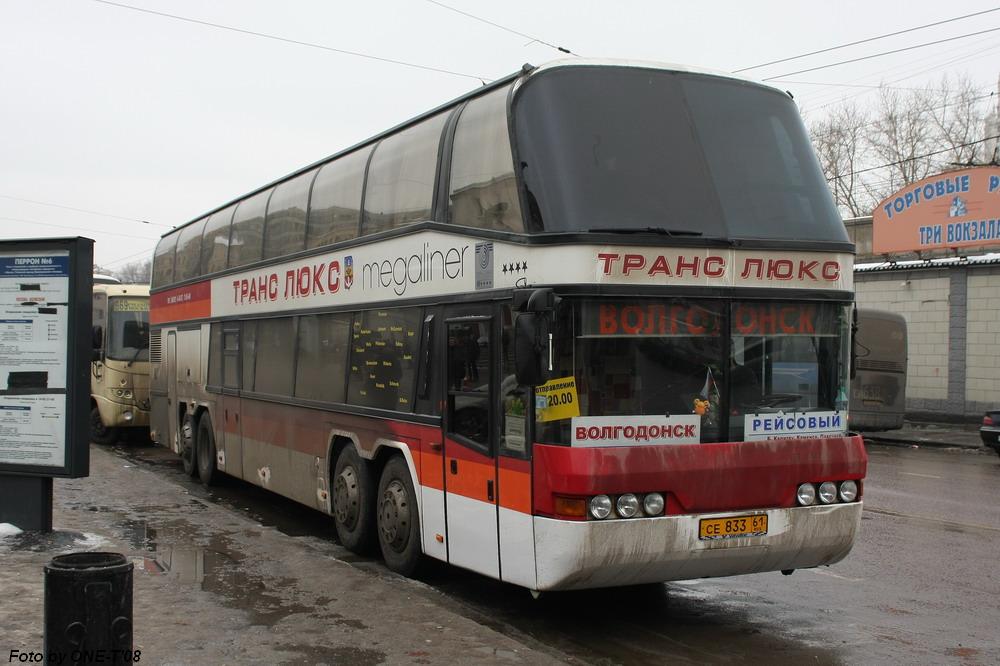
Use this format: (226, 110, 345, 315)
(107, 297, 150, 362)
(514, 66, 847, 243)
(536, 299, 851, 445)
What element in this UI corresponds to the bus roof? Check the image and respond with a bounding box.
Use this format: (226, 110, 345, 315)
(160, 59, 785, 241)
(93, 283, 150, 298)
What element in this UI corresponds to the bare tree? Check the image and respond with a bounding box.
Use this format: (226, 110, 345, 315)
(927, 74, 989, 169)
(809, 103, 870, 217)
(114, 259, 152, 284)
(865, 85, 937, 199)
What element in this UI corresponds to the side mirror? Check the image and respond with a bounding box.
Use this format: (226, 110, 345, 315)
(850, 306, 858, 380)
(514, 312, 549, 386)
(92, 325, 104, 363)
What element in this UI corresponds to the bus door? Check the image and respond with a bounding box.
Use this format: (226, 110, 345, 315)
(443, 312, 499, 578)
(219, 325, 243, 475)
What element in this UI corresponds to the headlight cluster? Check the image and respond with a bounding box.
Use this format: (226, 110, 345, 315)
(796, 480, 859, 506)
(588, 492, 664, 520)
(112, 389, 134, 399)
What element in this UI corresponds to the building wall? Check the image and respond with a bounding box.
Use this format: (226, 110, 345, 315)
(965, 267, 1000, 414)
(856, 263, 1000, 419)
(855, 271, 950, 410)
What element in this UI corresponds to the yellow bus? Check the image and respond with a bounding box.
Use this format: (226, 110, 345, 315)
(91, 283, 151, 443)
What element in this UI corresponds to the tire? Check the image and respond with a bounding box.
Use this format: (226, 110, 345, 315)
(196, 414, 217, 487)
(331, 445, 376, 554)
(90, 406, 119, 445)
(180, 413, 198, 478)
(376, 456, 422, 576)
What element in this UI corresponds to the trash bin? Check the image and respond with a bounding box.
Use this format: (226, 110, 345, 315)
(44, 552, 133, 662)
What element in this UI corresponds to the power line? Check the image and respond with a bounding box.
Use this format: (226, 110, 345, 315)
(101, 246, 157, 268)
(763, 26, 1000, 80)
(0, 194, 171, 228)
(0, 216, 162, 241)
(827, 134, 1000, 180)
(424, 0, 579, 56)
(736, 7, 1000, 72)
(91, 0, 487, 81)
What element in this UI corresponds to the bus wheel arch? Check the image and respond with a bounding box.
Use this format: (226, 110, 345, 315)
(331, 439, 377, 554)
(376, 454, 422, 576)
(90, 400, 118, 445)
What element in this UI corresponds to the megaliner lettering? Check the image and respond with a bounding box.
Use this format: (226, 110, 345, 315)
(362, 242, 468, 296)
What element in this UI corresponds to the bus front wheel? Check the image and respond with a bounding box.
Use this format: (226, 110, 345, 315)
(196, 414, 217, 487)
(332, 445, 376, 554)
(376, 456, 421, 576)
(90, 406, 118, 445)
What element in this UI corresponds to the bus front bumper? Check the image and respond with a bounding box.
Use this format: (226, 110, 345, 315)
(94, 396, 150, 429)
(533, 502, 863, 591)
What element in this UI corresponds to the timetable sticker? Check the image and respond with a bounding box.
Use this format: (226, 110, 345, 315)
(534, 376, 580, 422)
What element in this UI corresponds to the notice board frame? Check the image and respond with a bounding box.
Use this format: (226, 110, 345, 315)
(0, 237, 92, 479)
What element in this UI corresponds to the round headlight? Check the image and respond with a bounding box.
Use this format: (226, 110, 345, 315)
(839, 480, 858, 502)
(616, 493, 639, 518)
(818, 481, 838, 504)
(589, 495, 612, 520)
(643, 492, 665, 516)
(796, 483, 816, 506)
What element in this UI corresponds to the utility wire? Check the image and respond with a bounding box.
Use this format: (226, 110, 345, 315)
(736, 7, 1000, 72)
(763, 26, 1000, 80)
(0, 216, 162, 241)
(0, 194, 171, 228)
(91, 0, 487, 81)
(424, 0, 579, 56)
(827, 134, 1000, 180)
(102, 246, 158, 268)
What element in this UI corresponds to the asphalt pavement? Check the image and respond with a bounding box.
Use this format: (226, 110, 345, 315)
(860, 420, 986, 450)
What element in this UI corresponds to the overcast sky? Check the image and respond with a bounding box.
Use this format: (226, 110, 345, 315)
(2, 0, 998, 269)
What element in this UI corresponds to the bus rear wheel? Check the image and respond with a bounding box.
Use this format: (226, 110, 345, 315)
(332, 446, 375, 553)
(180, 413, 198, 478)
(376, 456, 421, 576)
(90, 406, 118, 445)
(196, 414, 217, 487)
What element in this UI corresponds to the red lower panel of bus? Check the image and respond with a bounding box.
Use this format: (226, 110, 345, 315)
(531, 435, 867, 518)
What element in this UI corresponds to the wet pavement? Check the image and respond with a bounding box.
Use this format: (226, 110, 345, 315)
(2, 434, 999, 665)
(0, 445, 562, 665)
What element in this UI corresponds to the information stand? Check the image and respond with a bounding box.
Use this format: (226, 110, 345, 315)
(0, 237, 92, 531)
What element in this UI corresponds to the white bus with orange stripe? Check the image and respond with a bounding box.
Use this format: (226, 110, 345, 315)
(149, 60, 866, 593)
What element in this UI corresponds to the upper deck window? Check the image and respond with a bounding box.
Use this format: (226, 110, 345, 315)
(363, 113, 448, 236)
(228, 189, 272, 269)
(448, 86, 523, 233)
(513, 67, 847, 243)
(308, 147, 371, 248)
(264, 170, 314, 259)
(202, 205, 237, 274)
(174, 218, 207, 283)
(151, 235, 177, 289)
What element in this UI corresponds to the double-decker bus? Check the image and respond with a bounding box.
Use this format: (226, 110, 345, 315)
(849, 309, 907, 431)
(149, 60, 866, 592)
(91, 283, 151, 443)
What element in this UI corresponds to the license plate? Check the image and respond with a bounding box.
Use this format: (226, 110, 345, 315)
(862, 385, 883, 403)
(699, 514, 768, 540)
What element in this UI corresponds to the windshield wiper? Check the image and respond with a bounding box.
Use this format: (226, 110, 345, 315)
(589, 226, 703, 237)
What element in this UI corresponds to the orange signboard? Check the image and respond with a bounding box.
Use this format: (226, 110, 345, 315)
(872, 167, 1000, 254)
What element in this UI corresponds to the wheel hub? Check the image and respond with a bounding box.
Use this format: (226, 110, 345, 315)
(333, 466, 360, 528)
(378, 480, 410, 552)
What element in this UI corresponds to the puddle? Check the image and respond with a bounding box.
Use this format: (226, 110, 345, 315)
(120, 518, 315, 626)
